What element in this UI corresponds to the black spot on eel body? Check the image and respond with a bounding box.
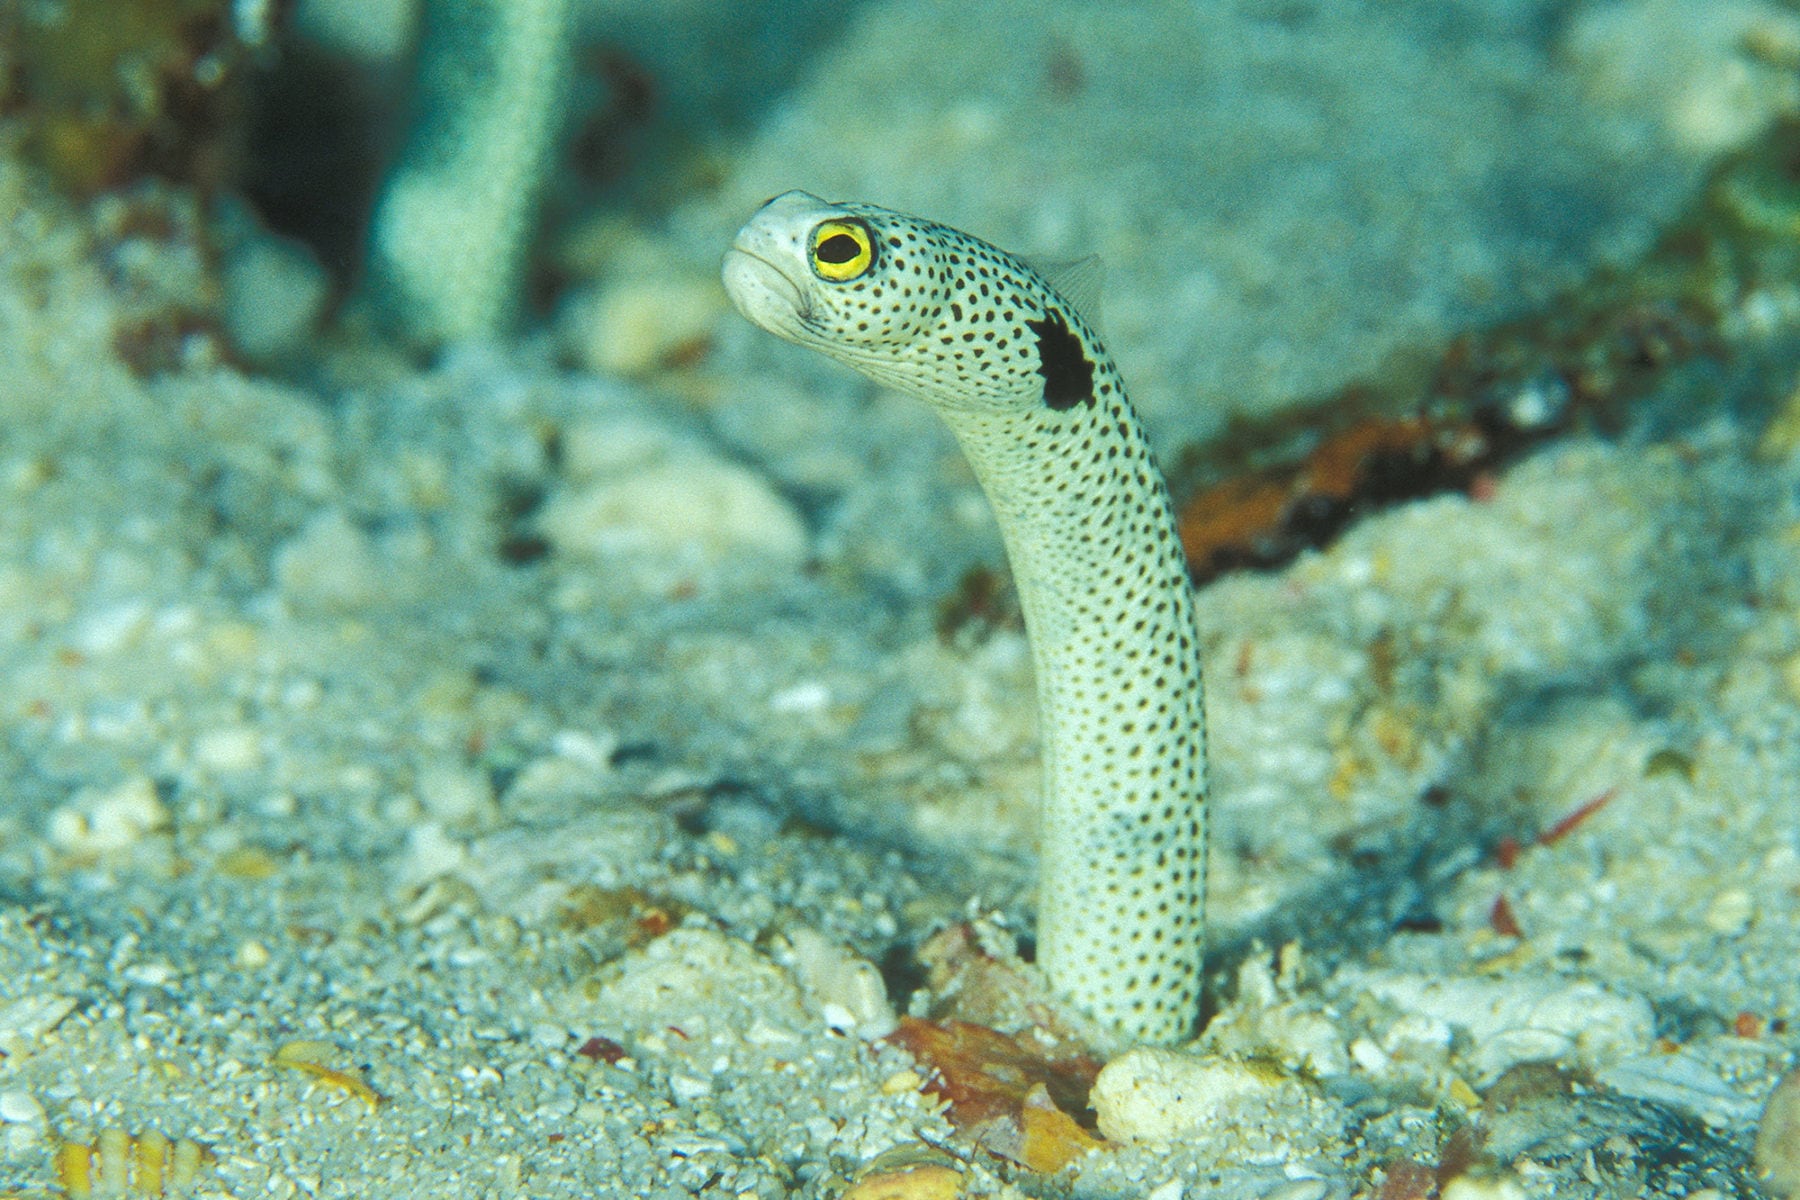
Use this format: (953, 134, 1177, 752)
(1027, 309, 1096, 411)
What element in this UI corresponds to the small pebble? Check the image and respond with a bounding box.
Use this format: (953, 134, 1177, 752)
(668, 1074, 711, 1103)
(879, 1070, 924, 1095)
(1440, 1177, 1525, 1200)
(73, 601, 149, 656)
(396, 823, 468, 885)
(416, 763, 494, 825)
(564, 274, 723, 376)
(841, 1155, 962, 1200)
(782, 927, 897, 1039)
(192, 725, 264, 773)
(0, 994, 78, 1048)
(550, 728, 619, 770)
(47, 775, 170, 857)
(222, 228, 330, 361)
(274, 509, 383, 610)
(539, 455, 808, 573)
(0, 1089, 45, 1124)
(558, 413, 683, 479)
(1702, 887, 1754, 935)
(1091, 1050, 1303, 1144)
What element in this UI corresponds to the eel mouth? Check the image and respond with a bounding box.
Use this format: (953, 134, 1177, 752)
(722, 246, 809, 332)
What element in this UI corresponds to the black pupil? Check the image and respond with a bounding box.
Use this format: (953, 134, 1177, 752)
(817, 232, 862, 264)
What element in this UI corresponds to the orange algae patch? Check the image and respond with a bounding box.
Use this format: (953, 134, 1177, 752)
(887, 1017, 1102, 1172)
(1176, 417, 1435, 578)
(1016, 1083, 1100, 1172)
(1377, 1158, 1435, 1200)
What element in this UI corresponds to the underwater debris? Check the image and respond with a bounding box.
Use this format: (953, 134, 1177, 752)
(886, 1017, 1102, 1172)
(1536, 786, 1620, 846)
(3, 0, 258, 196)
(1171, 117, 1800, 582)
(271, 1039, 384, 1110)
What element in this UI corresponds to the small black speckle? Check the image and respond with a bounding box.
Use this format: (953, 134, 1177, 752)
(1027, 309, 1096, 411)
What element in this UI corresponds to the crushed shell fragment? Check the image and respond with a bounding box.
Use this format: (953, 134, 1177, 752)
(53, 1127, 206, 1198)
(273, 1038, 384, 1108)
(843, 1145, 966, 1200)
(840, 1162, 964, 1200)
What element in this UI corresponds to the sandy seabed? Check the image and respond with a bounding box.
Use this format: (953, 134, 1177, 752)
(3, 1, 1800, 1197)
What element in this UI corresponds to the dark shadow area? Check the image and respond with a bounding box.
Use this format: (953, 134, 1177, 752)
(240, 44, 411, 282)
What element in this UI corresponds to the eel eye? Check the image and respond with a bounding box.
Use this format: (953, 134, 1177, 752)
(809, 219, 876, 281)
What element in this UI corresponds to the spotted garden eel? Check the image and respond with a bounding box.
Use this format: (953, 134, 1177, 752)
(723, 192, 1207, 1045)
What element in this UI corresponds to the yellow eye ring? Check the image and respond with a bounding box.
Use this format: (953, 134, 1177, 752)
(809, 219, 876, 282)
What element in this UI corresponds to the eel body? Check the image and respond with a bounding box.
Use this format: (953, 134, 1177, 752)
(723, 191, 1208, 1045)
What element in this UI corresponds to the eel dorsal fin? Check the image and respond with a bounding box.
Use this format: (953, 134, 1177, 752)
(1028, 254, 1105, 331)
